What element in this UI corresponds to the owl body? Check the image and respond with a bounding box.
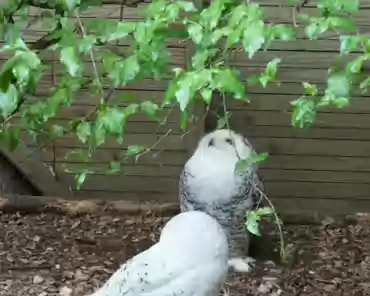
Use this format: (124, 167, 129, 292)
(88, 211, 229, 296)
(179, 129, 264, 273)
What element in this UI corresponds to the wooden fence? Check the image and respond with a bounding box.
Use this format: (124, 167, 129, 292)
(2, 0, 370, 215)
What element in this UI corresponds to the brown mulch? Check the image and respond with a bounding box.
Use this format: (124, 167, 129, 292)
(0, 211, 369, 296)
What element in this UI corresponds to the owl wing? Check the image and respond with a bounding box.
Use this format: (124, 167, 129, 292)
(90, 242, 227, 296)
(179, 166, 197, 212)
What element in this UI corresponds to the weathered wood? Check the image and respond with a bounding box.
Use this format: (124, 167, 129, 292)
(208, 109, 370, 130)
(56, 164, 183, 177)
(37, 153, 370, 173)
(70, 189, 370, 215)
(55, 167, 370, 184)
(21, 132, 188, 151)
(21, 133, 370, 157)
(261, 155, 370, 172)
(238, 125, 370, 141)
(28, 148, 188, 165)
(0, 143, 73, 197)
(230, 50, 361, 69)
(17, 119, 180, 135)
(224, 94, 370, 113)
(62, 175, 370, 199)
(261, 6, 370, 26)
(248, 138, 370, 157)
(261, 169, 370, 184)
(265, 182, 370, 199)
(17, 105, 181, 122)
(26, 90, 169, 105)
(65, 174, 178, 192)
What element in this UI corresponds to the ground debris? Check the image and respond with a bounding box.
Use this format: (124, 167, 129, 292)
(0, 212, 369, 296)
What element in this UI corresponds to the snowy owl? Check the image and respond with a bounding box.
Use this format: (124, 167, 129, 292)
(179, 128, 264, 273)
(88, 211, 229, 296)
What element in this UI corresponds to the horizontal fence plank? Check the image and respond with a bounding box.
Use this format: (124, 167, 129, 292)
(261, 155, 370, 172)
(59, 164, 183, 177)
(261, 7, 370, 26)
(16, 105, 181, 122)
(63, 174, 370, 198)
(70, 189, 370, 214)
(21, 132, 189, 151)
(230, 50, 360, 69)
(261, 169, 370, 184)
(20, 133, 370, 157)
(248, 137, 370, 157)
(247, 82, 370, 96)
(67, 174, 179, 192)
(239, 126, 370, 141)
(208, 109, 370, 129)
(17, 121, 180, 135)
(26, 148, 188, 165)
(224, 94, 370, 113)
(272, 197, 370, 215)
(265, 182, 370, 199)
(56, 166, 370, 184)
(35, 153, 370, 173)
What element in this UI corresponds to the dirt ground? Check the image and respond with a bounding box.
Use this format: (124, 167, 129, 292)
(0, 211, 369, 296)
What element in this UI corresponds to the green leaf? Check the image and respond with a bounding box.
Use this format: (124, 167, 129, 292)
(76, 121, 92, 144)
(302, 82, 318, 96)
(126, 145, 146, 156)
(0, 126, 20, 151)
(326, 71, 351, 98)
(270, 24, 296, 41)
(291, 97, 317, 128)
(214, 69, 246, 100)
(245, 211, 261, 236)
(187, 23, 203, 44)
(265, 58, 281, 78)
(0, 84, 18, 118)
(75, 171, 87, 190)
(180, 109, 188, 132)
(61, 0, 80, 11)
(250, 152, 269, 164)
(328, 16, 356, 31)
(107, 161, 121, 174)
(235, 159, 250, 174)
(200, 88, 213, 104)
(360, 77, 370, 91)
(340, 35, 361, 55)
(346, 56, 367, 74)
(141, 101, 159, 119)
(176, 1, 197, 12)
(242, 20, 265, 58)
(216, 111, 231, 129)
(49, 124, 66, 138)
(60, 47, 82, 77)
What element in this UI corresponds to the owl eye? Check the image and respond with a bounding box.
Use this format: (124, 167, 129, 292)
(208, 138, 214, 146)
(225, 138, 233, 145)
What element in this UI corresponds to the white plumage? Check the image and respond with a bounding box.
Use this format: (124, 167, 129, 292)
(179, 129, 264, 273)
(88, 211, 229, 296)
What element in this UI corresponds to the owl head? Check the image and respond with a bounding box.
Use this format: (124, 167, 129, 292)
(197, 129, 253, 160)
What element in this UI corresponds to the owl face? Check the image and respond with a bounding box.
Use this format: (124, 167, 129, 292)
(197, 129, 252, 159)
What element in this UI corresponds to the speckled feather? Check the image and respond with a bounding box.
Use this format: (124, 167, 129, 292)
(179, 129, 264, 260)
(88, 211, 229, 296)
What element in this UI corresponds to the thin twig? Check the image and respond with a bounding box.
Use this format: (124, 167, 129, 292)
(253, 184, 286, 258)
(135, 128, 172, 162)
(75, 13, 104, 101)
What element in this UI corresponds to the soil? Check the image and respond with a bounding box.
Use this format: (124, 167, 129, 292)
(0, 211, 369, 296)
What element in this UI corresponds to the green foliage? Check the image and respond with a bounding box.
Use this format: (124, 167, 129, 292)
(0, 0, 365, 223)
(245, 207, 274, 236)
